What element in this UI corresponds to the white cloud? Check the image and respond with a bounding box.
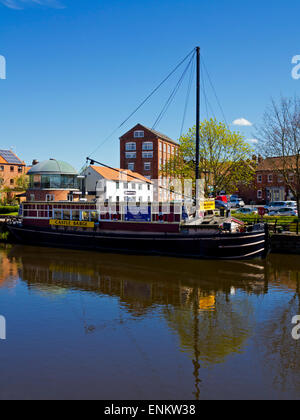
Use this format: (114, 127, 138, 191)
(247, 138, 258, 144)
(232, 118, 253, 127)
(0, 0, 64, 9)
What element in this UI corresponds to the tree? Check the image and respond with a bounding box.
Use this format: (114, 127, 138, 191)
(14, 174, 29, 191)
(258, 96, 300, 212)
(162, 119, 255, 196)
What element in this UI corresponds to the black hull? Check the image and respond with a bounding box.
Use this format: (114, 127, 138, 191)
(8, 225, 269, 260)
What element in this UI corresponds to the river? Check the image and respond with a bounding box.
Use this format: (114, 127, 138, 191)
(0, 244, 300, 400)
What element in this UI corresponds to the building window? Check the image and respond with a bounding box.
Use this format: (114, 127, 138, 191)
(289, 173, 294, 182)
(30, 194, 35, 201)
(131, 183, 136, 189)
(278, 175, 283, 183)
(168, 145, 171, 154)
(159, 142, 163, 152)
(10, 179, 14, 185)
(0, 166, 4, 171)
(268, 174, 273, 183)
(128, 163, 135, 171)
(10, 166, 14, 172)
(142, 142, 153, 150)
(144, 162, 151, 171)
(163, 144, 167, 153)
(145, 176, 151, 180)
(46, 194, 55, 201)
(142, 151, 153, 159)
(126, 142, 136, 151)
(134, 130, 144, 138)
(125, 152, 136, 159)
(18, 166, 23, 173)
(257, 175, 262, 183)
(257, 190, 262, 199)
(116, 181, 120, 189)
(67, 194, 73, 202)
(138, 184, 142, 191)
(124, 182, 128, 189)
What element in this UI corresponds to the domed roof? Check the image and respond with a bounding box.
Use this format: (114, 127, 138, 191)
(27, 159, 78, 175)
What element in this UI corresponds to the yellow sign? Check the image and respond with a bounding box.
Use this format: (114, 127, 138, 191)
(50, 219, 95, 228)
(200, 201, 215, 211)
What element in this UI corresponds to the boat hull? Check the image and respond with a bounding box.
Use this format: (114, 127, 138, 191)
(8, 225, 269, 260)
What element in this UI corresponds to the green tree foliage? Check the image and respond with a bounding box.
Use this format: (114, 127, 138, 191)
(162, 119, 255, 195)
(14, 174, 29, 191)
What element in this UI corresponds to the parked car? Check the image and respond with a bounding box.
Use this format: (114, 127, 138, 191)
(235, 207, 258, 215)
(216, 195, 228, 203)
(230, 197, 245, 208)
(265, 201, 295, 213)
(268, 207, 298, 217)
(215, 200, 231, 210)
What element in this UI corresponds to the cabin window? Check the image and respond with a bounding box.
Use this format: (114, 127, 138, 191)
(54, 209, 62, 219)
(91, 212, 98, 222)
(134, 130, 144, 138)
(82, 211, 90, 221)
(63, 210, 71, 220)
(72, 210, 80, 221)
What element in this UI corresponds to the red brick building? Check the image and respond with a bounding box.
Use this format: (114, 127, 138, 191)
(120, 124, 179, 181)
(239, 156, 297, 204)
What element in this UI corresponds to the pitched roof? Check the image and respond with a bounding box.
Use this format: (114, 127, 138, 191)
(0, 150, 23, 165)
(257, 156, 298, 171)
(90, 166, 152, 183)
(120, 123, 179, 146)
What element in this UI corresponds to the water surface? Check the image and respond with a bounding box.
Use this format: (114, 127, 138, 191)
(0, 244, 300, 400)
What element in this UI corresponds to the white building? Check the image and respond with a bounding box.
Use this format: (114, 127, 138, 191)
(81, 166, 153, 203)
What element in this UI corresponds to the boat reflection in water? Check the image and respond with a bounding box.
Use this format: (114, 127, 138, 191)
(1, 245, 300, 399)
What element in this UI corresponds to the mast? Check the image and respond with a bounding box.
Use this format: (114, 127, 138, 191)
(195, 46, 200, 204)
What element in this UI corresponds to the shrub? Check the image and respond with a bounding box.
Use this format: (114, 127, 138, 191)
(0, 205, 19, 215)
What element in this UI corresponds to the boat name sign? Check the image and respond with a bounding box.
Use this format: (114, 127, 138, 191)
(49, 220, 95, 228)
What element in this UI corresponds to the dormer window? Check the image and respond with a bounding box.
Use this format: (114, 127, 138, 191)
(134, 130, 144, 138)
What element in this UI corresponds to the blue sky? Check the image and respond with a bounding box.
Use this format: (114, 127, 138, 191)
(0, 0, 300, 170)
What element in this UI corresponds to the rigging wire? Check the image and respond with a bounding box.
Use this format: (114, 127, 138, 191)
(179, 53, 196, 139)
(200, 62, 216, 121)
(200, 54, 230, 129)
(152, 50, 196, 130)
(86, 48, 196, 161)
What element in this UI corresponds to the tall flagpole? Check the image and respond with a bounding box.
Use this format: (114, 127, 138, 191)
(195, 47, 200, 208)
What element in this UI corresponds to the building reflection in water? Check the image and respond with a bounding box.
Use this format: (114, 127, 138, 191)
(1, 244, 300, 399)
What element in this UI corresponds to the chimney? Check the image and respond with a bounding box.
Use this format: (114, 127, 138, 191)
(258, 155, 263, 164)
(32, 159, 39, 166)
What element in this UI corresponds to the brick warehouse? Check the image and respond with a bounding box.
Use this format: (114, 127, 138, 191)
(120, 123, 179, 180)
